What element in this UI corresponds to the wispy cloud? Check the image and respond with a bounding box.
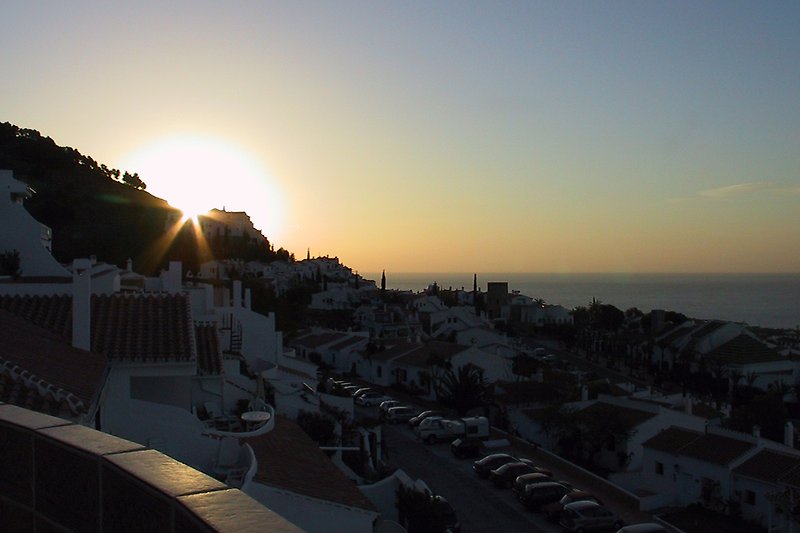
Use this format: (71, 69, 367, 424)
(698, 182, 769, 198)
(667, 181, 800, 203)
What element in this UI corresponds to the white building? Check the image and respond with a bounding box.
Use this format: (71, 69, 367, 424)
(0, 170, 69, 278)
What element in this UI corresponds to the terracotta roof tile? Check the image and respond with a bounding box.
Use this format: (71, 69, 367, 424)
(244, 417, 376, 512)
(393, 341, 468, 368)
(329, 336, 366, 351)
(0, 293, 196, 364)
(733, 450, 800, 485)
(579, 402, 657, 431)
(0, 309, 107, 417)
(91, 294, 195, 362)
(291, 332, 349, 350)
(368, 342, 419, 363)
(679, 433, 754, 466)
(705, 334, 785, 365)
(642, 426, 702, 454)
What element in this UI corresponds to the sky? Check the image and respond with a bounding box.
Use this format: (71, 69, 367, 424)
(2, 1, 799, 273)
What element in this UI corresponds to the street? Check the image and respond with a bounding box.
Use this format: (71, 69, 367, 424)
(382, 422, 561, 533)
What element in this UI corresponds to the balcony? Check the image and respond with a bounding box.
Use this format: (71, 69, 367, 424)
(198, 399, 275, 439)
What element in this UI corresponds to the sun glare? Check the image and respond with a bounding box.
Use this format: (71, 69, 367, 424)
(118, 135, 284, 239)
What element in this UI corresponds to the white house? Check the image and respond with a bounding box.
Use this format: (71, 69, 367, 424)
(0, 170, 70, 278)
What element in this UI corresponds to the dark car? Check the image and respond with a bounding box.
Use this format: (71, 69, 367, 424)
(451, 437, 482, 459)
(472, 453, 519, 478)
(432, 495, 460, 533)
(408, 410, 445, 427)
(541, 490, 602, 521)
(520, 482, 572, 511)
(489, 460, 536, 488)
(559, 500, 623, 532)
(512, 472, 554, 498)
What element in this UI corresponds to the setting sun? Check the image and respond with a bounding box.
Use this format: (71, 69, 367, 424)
(118, 135, 285, 241)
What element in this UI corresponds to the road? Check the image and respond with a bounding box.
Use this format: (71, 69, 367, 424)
(382, 422, 560, 533)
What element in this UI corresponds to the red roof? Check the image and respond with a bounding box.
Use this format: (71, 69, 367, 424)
(0, 309, 108, 417)
(244, 417, 376, 512)
(393, 341, 468, 368)
(92, 293, 194, 362)
(0, 293, 196, 363)
(733, 449, 800, 485)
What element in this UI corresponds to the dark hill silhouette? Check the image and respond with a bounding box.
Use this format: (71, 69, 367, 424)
(0, 122, 291, 275)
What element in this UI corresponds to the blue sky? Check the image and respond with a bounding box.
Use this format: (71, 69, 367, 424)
(2, 1, 798, 272)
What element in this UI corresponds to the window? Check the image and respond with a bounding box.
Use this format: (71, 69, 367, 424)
(745, 490, 756, 506)
(655, 462, 664, 475)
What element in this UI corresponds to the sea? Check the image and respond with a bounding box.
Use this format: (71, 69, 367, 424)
(363, 272, 800, 330)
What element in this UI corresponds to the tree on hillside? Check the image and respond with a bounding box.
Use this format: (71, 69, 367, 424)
(122, 171, 146, 190)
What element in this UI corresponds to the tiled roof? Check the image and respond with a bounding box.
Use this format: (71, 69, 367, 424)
(0, 309, 108, 417)
(0, 294, 72, 338)
(91, 294, 194, 362)
(642, 427, 702, 454)
(579, 402, 657, 431)
(656, 325, 693, 348)
(277, 365, 315, 380)
(368, 342, 419, 363)
(393, 341, 468, 368)
(291, 332, 349, 350)
(705, 334, 785, 365)
(733, 450, 800, 485)
(329, 336, 366, 351)
(691, 320, 728, 339)
(195, 324, 222, 375)
(245, 417, 377, 512)
(777, 462, 800, 489)
(680, 433, 755, 466)
(0, 293, 196, 363)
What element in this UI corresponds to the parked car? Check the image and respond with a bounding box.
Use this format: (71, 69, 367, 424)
(520, 482, 573, 511)
(342, 385, 361, 395)
(409, 410, 445, 427)
(472, 453, 519, 478)
(451, 437, 482, 459)
(512, 472, 554, 498)
(355, 391, 392, 406)
(559, 500, 623, 532)
(490, 461, 537, 488)
(352, 387, 373, 398)
(385, 405, 417, 424)
(541, 490, 602, 521)
(379, 399, 400, 412)
(615, 524, 668, 533)
(431, 495, 460, 533)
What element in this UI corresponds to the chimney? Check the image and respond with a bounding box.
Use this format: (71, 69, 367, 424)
(684, 395, 693, 415)
(167, 261, 182, 294)
(753, 425, 761, 439)
(126, 258, 133, 273)
(581, 385, 589, 402)
(786, 422, 795, 448)
(72, 259, 92, 351)
(245, 288, 252, 310)
(233, 280, 242, 308)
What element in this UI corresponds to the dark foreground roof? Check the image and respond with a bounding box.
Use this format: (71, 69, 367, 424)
(245, 417, 377, 512)
(0, 309, 107, 418)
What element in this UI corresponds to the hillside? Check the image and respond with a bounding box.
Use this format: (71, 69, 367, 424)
(0, 122, 290, 275)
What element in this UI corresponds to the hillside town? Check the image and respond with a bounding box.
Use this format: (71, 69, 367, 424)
(3, 167, 800, 532)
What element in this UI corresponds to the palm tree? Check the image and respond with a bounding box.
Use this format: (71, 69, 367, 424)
(436, 365, 489, 416)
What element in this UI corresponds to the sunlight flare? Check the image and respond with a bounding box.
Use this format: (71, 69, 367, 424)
(118, 135, 284, 240)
